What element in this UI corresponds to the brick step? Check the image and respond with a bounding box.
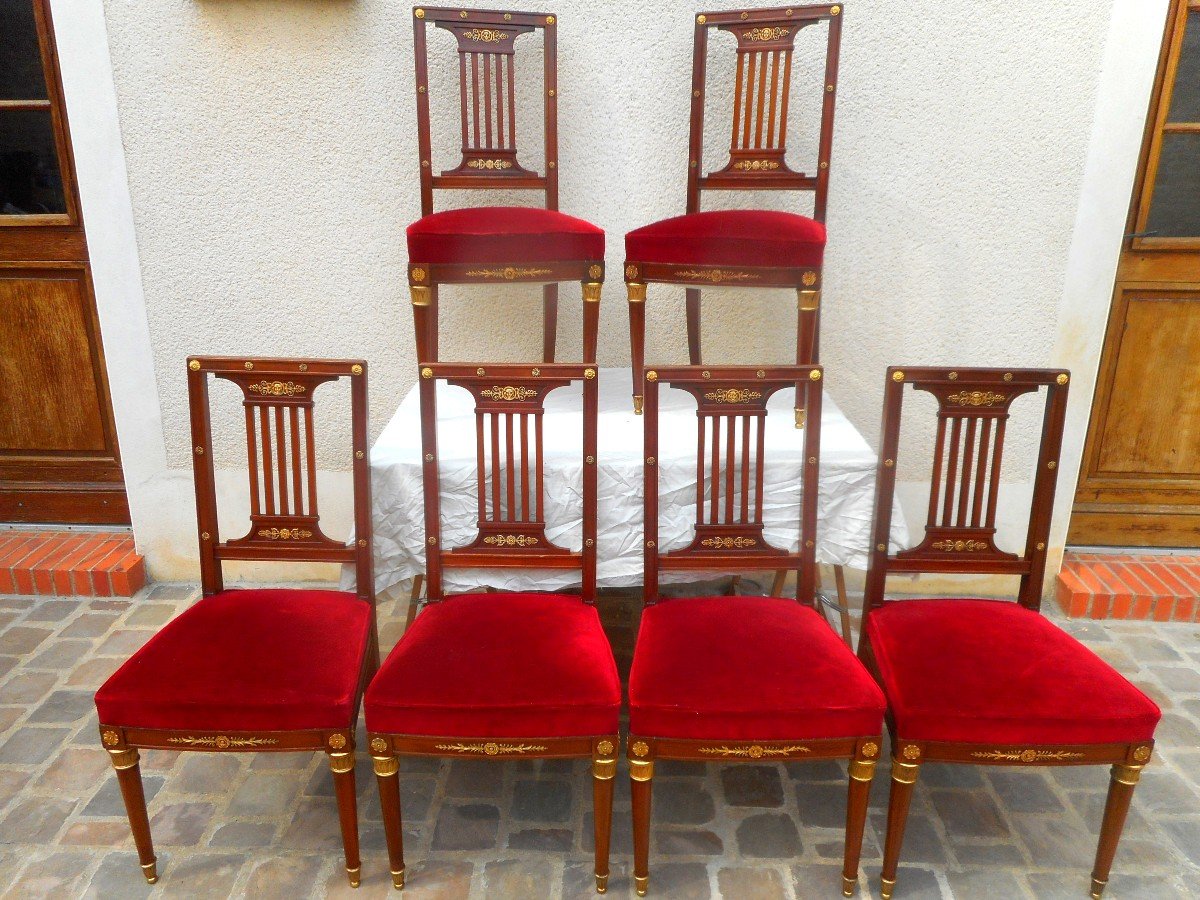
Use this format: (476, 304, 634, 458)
(1056, 552, 1200, 621)
(0, 531, 145, 597)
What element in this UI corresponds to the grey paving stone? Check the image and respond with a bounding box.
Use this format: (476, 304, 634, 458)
(243, 854, 325, 899)
(720, 764, 784, 807)
(60, 614, 118, 638)
(792, 863, 850, 900)
(655, 827, 724, 855)
(227, 772, 301, 817)
(278, 796, 348, 850)
(1015, 814, 1097, 869)
(946, 839, 1027, 867)
(930, 790, 1009, 839)
(26, 690, 94, 723)
(796, 781, 847, 828)
(444, 758, 504, 797)
(1, 672, 56, 705)
(0, 627, 52, 655)
(146, 584, 197, 602)
(431, 802, 500, 850)
(786, 759, 846, 782)
(511, 778, 572, 822)
(3, 850, 92, 897)
(945, 868, 1026, 899)
(717, 865, 786, 899)
(173, 753, 242, 793)
(402, 859, 474, 898)
(208, 821, 277, 848)
(37, 745, 110, 792)
(735, 812, 802, 858)
(886, 866, 945, 899)
(21, 601, 78, 623)
(122, 604, 176, 627)
(654, 779, 716, 824)
(28, 640, 93, 670)
(93, 630, 153, 657)
(507, 827, 574, 851)
(1160, 817, 1200, 866)
(147, 801, 215, 846)
(0, 726, 71, 764)
(82, 851, 153, 900)
(920, 763, 985, 789)
(647, 862, 711, 899)
(0, 797, 76, 842)
(83, 774, 164, 816)
(868, 813, 949, 865)
(483, 857, 554, 898)
(987, 769, 1066, 813)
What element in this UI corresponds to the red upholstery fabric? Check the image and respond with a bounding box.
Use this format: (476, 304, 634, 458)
(95, 589, 371, 731)
(365, 593, 620, 738)
(407, 206, 604, 264)
(865, 599, 1161, 745)
(629, 596, 885, 741)
(624, 209, 826, 269)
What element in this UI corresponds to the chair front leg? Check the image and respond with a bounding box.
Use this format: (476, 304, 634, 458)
(108, 747, 157, 884)
(583, 281, 601, 364)
(543, 283, 559, 363)
(373, 750, 406, 890)
(592, 741, 617, 893)
(629, 753, 653, 896)
(797, 288, 820, 364)
(843, 746, 879, 897)
(685, 287, 701, 364)
(1090, 763, 1144, 898)
(627, 282, 646, 414)
(880, 751, 921, 900)
(328, 750, 361, 887)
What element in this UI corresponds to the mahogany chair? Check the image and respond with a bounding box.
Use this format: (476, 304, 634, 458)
(365, 362, 620, 893)
(408, 7, 604, 366)
(857, 367, 1161, 900)
(624, 3, 843, 415)
(94, 357, 378, 887)
(628, 365, 885, 898)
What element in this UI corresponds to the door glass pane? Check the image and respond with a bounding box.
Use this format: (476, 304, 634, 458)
(1146, 133, 1200, 238)
(0, 0, 48, 100)
(0, 110, 66, 215)
(1167, 11, 1200, 122)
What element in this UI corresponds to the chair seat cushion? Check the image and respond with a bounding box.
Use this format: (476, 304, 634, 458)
(865, 599, 1161, 745)
(365, 593, 620, 738)
(95, 589, 372, 732)
(624, 209, 826, 270)
(407, 206, 604, 265)
(629, 596, 885, 741)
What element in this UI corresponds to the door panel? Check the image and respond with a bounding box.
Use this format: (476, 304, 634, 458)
(1071, 0, 1200, 546)
(0, 0, 128, 524)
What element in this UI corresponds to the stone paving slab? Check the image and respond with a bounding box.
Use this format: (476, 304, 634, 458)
(0, 583, 1196, 898)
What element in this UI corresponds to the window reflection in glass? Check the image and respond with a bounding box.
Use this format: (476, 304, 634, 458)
(0, 110, 66, 215)
(0, 0, 48, 100)
(1146, 133, 1200, 238)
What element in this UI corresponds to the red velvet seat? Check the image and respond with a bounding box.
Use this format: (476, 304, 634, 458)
(629, 595, 885, 741)
(407, 206, 605, 265)
(866, 599, 1161, 745)
(365, 592, 621, 738)
(95, 589, 372, 733)
(624, 209, 826, 270)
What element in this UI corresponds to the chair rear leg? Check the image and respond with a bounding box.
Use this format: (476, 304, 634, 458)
(880, 753, 921, 900)
(373, 751, 406, 890)
(843, 749, 878, 896)
(630, 756, 654, 896)
(592, 742, 617, 893)
(1089, 763, 1144, 898)
(108, 747, 157, 884)
(329, 751, 361, 887)
(543, 283, 559, 362)
(685, 288, 701, 364)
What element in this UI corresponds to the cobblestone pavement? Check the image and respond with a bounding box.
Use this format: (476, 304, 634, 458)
(0, 583, 1198, 899)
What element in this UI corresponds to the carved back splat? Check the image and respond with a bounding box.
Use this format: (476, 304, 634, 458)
(643, 365, 822, 606)
(688, 5, 842, 217)
(418, 362, 598, 603)
(187, 357, 373, 599)
(862, 367, 1070, 613)
(413, 7, 558, 214)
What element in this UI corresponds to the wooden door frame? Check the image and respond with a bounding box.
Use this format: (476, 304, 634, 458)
(0, 0, 129, 524)
(1069, 0, 1200, 546)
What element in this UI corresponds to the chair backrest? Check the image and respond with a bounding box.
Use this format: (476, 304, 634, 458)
(861, 366, 1070, 615)
(187, 356, 373, 600)
(642, 365, 823, 605)
(417, 362, 598, 603)
(412, 6, 560, 216)
(686, 4, 843, 219)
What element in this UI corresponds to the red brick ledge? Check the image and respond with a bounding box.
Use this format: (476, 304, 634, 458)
(0, 531, 145, 597)
(1056, 552, 1200, 621)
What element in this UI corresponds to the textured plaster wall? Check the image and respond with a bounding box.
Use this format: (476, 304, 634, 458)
(83, 0, 1153, 584)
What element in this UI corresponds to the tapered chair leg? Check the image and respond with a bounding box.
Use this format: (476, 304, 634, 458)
(108, 747, 157, 884)
(770, 569, 788, 597)
(685, 287, 701, 364)
(373, 752, 406, 890)
(592, 742, 617, 893)
(842, 753, 877, 896)
(543, 283, 559, 363)
(583, 281, 601, 364)
(879, 753, 921, 900)
(411, 285, 434, 363)
(797, 288, 820, 365)
(1089, 763, 1144, 898)
(627, 282, 646, 414)
(404, 573, 425, 631)
(630, 757, 653, 896)
(329, 751, 362, 887)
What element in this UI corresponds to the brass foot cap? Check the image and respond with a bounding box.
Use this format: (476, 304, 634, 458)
(391, 868, 406, 890)
(635, 874, 648, 896)
(842, 874, 855, 896)
(633, 396, 644, 415)
(141, 861, 157, 885)
(595, 872, 608, 893)
(347, 866, 361, 888)
(880, 876, 895, 900)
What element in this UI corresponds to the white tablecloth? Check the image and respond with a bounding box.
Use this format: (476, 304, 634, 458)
(352, 368, 908, 595)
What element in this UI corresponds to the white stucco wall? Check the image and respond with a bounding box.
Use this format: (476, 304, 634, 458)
(54, 0, 1169, 588)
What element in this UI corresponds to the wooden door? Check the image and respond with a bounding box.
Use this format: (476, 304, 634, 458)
(1070, 0, 1200, 546)
(0, 0, 128, 524)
